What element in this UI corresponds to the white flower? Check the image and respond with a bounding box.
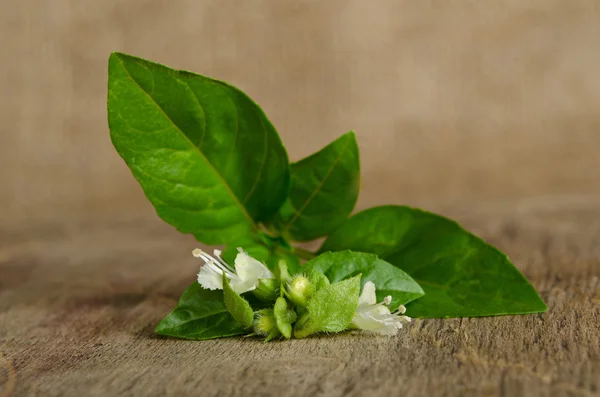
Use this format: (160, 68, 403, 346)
(194, 247, 274, 294)
(351, 281, 412, 336)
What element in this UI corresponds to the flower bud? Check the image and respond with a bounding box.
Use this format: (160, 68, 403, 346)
(286, 274, 316, 308)
(274, 296, 297, 339)
(273, 259, 291, 283)
(253, 309, 276, 336)
(252, 278, 279, 302)
(308, 270, 330, 290)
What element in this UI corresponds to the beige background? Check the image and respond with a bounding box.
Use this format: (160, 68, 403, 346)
(1, 1, 600, 396)
(2, 0, 599, 225)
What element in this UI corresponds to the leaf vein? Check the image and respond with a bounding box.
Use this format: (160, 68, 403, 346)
(115, 56, 256, 229)
(283, 137, 352, 232)
(241, 91, 268, 206)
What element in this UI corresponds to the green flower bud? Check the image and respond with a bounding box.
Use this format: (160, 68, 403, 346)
(273, 259, 291, 284)
(286, 274, 316, 308)
(274, 296, 297, 339)
(308, 270, 330, 290)
(252, 278, 279, 302)
(253, 309, 277, 336)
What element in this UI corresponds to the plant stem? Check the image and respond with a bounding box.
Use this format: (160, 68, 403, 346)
(293, 247, 317, 261)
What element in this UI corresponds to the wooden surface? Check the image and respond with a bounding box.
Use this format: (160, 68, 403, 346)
(1, 199, 599, 396)
(2, 1, 600, 396)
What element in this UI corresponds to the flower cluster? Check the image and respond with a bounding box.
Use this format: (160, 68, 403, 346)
(193, 248, 411, 340)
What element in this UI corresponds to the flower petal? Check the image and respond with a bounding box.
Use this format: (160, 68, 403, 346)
(197, 264, 223, 290)
(229, 278, 258, 294)
(234, 248, 274, 284)
(352, 312, 380, 331)
(352, 308, 401, 335)
(358, 281, 377, 306)
(369, 323, 401, 336)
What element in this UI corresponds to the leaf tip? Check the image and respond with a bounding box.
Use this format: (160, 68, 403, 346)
(342, 130, 357, 139)
(109, 51, 126, 63)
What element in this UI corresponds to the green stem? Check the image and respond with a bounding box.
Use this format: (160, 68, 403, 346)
(293, 247, 317, 261)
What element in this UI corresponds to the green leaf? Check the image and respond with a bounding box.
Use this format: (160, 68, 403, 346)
(107, 52, 290, 245)
(294, 275, 361, 338)
(320, 206, 547, 318)
(155, 283, 244, 340)
(222, 273, 255, 328)
(304, 251, 424, 308)
(270, 131, 360, 241)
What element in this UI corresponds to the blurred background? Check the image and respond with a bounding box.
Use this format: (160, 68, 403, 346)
(2, 0, 599, 228)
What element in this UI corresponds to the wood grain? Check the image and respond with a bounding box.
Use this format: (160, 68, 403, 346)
(1, 200, 599, 396)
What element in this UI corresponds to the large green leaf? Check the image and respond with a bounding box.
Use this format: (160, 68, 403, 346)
(108, 52, 289, 244)
(270, 131, 360, 241)
(294, 275, 361, 338)
(320, 206, 547, 318)
(304, 251, 424, 308)
(155, 283, 244, 340)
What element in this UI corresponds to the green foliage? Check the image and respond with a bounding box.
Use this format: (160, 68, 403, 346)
(305, 251, 424, 308)
(321, 206, 547, 317)
(108, 52, 289, 245)
(108, 53, 546, 341)
(155, 283, 245, 340)
(294, 275, 362, 338)
(269, 131, 360, 241)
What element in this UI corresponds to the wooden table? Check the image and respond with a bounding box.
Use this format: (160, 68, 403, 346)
(2, 198, 598, 397)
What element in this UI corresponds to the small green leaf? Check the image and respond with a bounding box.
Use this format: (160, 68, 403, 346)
(320, 206, 547, 318)
(273, 297, 296, 339)
(155, 283, 244, 340)
(270, 131, 360, 241)
(305, 251, 424, 308)
(108, 52, 290, 245)
(222, 273, 254, 328)
(294, 275, 361, 338)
